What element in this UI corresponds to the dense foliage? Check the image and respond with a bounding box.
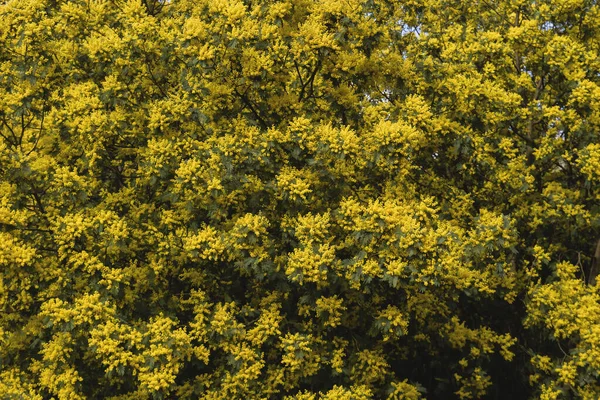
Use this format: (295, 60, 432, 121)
(1, 0, 600, 398)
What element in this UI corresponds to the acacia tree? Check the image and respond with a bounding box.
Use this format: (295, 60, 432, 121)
(1, 0, 599, 399)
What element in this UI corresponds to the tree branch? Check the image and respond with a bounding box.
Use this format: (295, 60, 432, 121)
(234, 88, 268, 130)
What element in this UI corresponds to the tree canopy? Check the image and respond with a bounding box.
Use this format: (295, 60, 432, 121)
(1, 0, 600, 398)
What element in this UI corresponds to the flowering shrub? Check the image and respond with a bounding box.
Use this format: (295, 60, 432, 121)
(1, 0, 600, 398)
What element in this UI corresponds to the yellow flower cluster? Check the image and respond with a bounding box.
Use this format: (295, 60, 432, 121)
(2, 0, 600, 398)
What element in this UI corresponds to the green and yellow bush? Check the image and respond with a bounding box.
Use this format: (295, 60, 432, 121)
(1, 0, 599, 398)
